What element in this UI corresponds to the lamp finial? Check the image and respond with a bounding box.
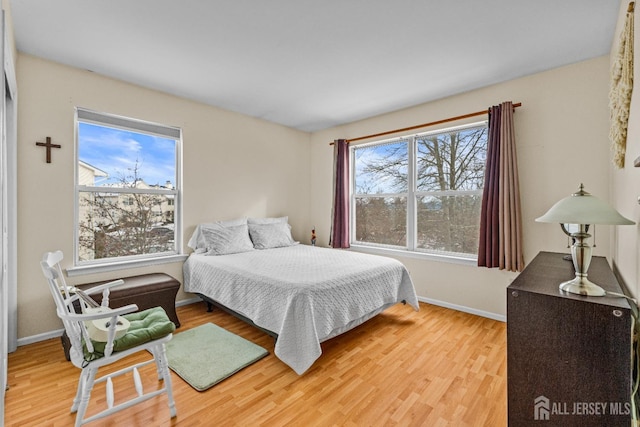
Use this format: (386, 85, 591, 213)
(573, 183, 589, 197)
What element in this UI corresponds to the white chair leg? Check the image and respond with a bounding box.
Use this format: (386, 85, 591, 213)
(71, 370, 87, 413)
(157, 344, 177, 418)
(148, 346, 163, 380)
(75, 367, 97, 427)
(155, 346, 167, 381)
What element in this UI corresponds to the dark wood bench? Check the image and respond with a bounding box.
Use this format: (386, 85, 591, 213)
(61, 273, 181, 361)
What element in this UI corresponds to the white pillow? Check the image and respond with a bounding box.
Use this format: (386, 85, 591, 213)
(187, 218, 247, 250)
(202, 223, 254, 255)
(248, 222, 297, 249)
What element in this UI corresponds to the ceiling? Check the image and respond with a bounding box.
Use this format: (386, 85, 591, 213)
(9, 0, 622, 132)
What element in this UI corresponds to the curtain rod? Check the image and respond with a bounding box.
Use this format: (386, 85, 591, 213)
(329, 102, 522, 145)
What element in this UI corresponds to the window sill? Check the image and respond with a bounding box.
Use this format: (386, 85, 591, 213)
(66, 254, 188, 277)
(348, 244, 478, 266)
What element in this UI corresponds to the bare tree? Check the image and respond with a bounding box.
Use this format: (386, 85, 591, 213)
(355, 197, 406, 246)
(78, 162, 173, 260)
(416, 128, 487, 192)
(354, 126, 487, 254)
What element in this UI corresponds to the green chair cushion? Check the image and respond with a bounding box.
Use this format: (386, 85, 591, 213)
(84, 306, 175, 362)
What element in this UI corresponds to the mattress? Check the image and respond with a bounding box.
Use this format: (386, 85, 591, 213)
(183, 244, 419, 374)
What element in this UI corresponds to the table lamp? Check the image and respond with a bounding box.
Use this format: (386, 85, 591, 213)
(535, 184, 635, 296)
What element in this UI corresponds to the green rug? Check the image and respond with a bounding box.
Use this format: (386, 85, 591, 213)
(165, 322, 268, 391)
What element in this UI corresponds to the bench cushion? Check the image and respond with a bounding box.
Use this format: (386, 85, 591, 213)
(84, 307, 175, 361)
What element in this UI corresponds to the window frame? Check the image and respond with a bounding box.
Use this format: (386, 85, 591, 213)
(68, 108, 186, 276)
(350, 121, 487, 264)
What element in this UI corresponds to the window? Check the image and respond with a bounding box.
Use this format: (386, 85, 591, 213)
(74, 108, 182, 267)
(352, 122, 487, 259)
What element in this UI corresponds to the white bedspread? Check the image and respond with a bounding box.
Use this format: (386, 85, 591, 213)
(183, 245, 419, 374)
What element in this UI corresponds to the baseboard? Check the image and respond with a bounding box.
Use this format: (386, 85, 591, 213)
(17, 329, 64, 347)
(16, 298, 203, 348)
(176, 297, 201, 307)
(418, 296, 506, 322)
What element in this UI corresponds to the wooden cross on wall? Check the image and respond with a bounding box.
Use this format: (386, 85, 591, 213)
(35, 137, 61, 163)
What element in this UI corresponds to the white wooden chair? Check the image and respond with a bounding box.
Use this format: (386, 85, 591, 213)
(40, 250, 177, 426)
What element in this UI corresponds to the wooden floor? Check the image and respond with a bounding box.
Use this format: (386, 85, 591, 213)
(4, 301, 506, 426)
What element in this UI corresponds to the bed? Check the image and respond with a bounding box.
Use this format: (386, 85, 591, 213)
(183, 217, 420, 374)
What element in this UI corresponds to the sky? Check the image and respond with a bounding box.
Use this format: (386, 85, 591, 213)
(354, 140, 408, 195)
(78, 122, 176, 186)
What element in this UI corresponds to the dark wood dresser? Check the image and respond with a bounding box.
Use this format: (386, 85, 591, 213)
(507, 251, 633, 426)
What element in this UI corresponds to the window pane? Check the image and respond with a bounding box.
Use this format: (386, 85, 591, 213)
(416, 126, 487, 192)
(416, 194, 482, 255)
(354, 140, 408, 194)
(350, 122, 486, 259)
(78, 190, 175, 261)
(76, 113, 180, 265)
(78, 122, 176, 187)
(355, 197, 406, 247)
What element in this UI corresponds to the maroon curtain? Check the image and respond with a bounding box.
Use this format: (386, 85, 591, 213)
(330, 139, 350, 248)
(478, 102, 524, 272)
(478, 106, 501, 268)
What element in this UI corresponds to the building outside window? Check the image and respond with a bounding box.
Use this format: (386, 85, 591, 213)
(351, 122, 487, 260)
(75, 108, 182, 266)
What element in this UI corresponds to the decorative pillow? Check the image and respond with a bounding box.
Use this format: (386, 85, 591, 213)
(248, 221, 297, 249)
(247, 216, 288, 225)
(84, 307, 175, 361)
(202, 223, 254, 255)
(187, 218, 247, 251)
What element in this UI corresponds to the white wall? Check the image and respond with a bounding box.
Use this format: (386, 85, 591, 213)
(310, 56, 612, 318)
(16, 54, 311, 339)
(611, 3, 640, 298)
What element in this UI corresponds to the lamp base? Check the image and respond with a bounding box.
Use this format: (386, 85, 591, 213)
(559, 276, 606, 296)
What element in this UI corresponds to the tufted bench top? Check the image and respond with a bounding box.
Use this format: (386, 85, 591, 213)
(77, 273, 181, 327)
